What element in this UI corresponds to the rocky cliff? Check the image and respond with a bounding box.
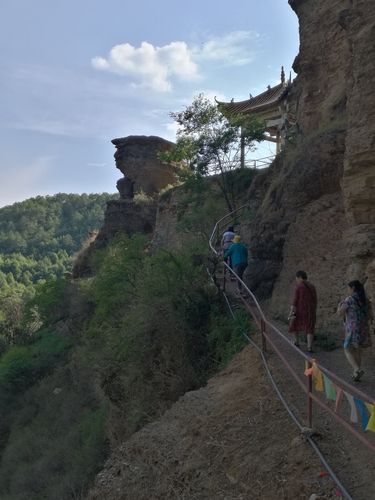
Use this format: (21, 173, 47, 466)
(112, 135, 177, 195)
(73, 136, 176, 277)
(243, 0, 375, 328)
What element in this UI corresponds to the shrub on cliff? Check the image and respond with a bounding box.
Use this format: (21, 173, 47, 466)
(86, 233, 245, 439)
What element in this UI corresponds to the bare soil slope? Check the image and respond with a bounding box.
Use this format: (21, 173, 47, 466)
(88, 347, 336, 500)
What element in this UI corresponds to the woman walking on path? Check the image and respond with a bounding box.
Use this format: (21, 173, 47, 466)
(221, 226, 235, 269)
(337, 280, 373, 382)
(224, 235, 248, 294)
(221, 226, 235, 252)
(288, 270, 317, 353)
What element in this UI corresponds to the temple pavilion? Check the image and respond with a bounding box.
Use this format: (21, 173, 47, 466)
(216, 67, 294, 159)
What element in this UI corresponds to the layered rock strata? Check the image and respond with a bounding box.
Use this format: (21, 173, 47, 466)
(73, 135, 175, 277)
(112, 135, 177, 195)
(244, 0, 375, 327)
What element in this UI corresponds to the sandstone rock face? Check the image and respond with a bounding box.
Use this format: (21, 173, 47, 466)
(112, 136, 177, 195)
(116, 177, 134, 199)
(340, 1, 375, 304)
(73, 135, 175, 277)
(97, 199, 157, 242)
(152, 190, 185, 251)
(72, 200, 157, 278)
(242, 0, 375, 324)
(290, 0, 350, 135)
(245, 129, 349, 324)
(269, 193, 350, 329)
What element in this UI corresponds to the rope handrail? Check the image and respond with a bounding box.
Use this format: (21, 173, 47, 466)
(209, 203, 375, 453)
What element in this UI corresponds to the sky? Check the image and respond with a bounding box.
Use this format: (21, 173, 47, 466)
(0, 0, 299, 207)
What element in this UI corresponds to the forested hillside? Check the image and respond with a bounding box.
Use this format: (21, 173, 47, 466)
(0, 193, 116, 344)
(0, 178, 249, 498)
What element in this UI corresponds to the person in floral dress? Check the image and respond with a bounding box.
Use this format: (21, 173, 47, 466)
(337, 280, 373, 381)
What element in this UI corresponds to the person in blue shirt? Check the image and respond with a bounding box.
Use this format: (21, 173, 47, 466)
(224, 235, 248, 293)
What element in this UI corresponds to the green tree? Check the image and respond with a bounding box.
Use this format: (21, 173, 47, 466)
(161, 93, 265, 210)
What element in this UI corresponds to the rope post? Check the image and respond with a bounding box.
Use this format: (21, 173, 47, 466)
(261, 318, 267, 353)
(307, 359, 313, 428)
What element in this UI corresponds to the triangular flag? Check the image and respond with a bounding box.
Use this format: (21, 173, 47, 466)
(312, 363, 324, 392)
(354, 398, 370, 430)
(304, 360, 314, 376)
(365, 403, 372, 413)
(365, 404, 375, 433)
(343, 391, 358, 423)
(323, 374, 336, 401)
(334, 385, 343, 413)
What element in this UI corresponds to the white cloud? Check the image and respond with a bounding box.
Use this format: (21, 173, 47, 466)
(92, 41, 198, 92)
(92, 31, 259, 92)
(196, 31, 258, 66)
(87, 162, 107, 167)
(12, 119, 86, 138)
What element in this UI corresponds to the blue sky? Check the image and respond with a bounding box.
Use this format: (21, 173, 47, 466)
(0, 0, 299, 206)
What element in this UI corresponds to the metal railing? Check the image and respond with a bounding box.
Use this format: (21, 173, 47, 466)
(218, 155, 276, 172)
(244, 155, 275, 169)
(209, 204, 375, 454)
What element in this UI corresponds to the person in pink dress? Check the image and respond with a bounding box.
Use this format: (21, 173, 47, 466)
(288, 270, 317, 353)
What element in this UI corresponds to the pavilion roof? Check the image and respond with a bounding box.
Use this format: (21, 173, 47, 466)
(217, 82, 288, 115)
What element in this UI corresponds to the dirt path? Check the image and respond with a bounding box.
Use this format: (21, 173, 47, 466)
(88, 347, 339, 500)
(88, 277, 374, 500)
(224, 280, 375, 500)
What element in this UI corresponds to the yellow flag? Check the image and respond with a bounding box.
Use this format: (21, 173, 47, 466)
(365, 404, 375, 433)
(312, 363, 324, 392)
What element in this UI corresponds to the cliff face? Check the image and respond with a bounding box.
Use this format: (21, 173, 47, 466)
(244, 0, 375, 327)
(73, 136, 174, 278)
(340, 1, 375, 304)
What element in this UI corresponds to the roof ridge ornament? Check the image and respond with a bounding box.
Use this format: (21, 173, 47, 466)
(281, 65, 285, 85)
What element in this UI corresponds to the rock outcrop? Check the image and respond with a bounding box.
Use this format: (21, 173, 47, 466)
(112, 136, 177, 195)
(73, 136, 175, 277)
(241, 0, 375, 327)
(340, 1, 375, 304)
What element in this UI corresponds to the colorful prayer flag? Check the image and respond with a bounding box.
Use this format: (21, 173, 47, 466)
(354, 398, 370, 430)
(312, 363, 324, 392)
(323, 374, 336, 401)
(343, 391, 358, 423)
(365, 404, 375, 433)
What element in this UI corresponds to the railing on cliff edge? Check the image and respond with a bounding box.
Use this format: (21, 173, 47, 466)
(220, 155, 276, 171)
(244, 155, 275, 169)
(209, 204, 375, 457)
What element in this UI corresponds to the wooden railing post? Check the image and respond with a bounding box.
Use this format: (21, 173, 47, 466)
(261, 318, 267, 353)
